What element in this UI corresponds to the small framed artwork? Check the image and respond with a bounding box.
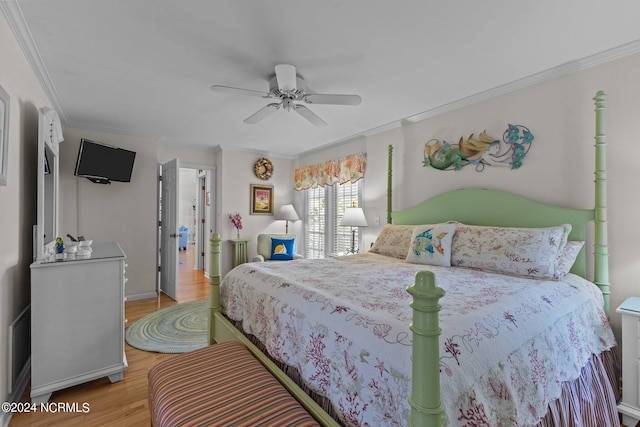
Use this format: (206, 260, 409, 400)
(0, 84, 9, 186)
(250, 184, 274, 215)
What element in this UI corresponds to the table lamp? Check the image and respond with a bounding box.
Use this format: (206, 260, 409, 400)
(340, 206, 368, 253)
(277, 204, 299, 233)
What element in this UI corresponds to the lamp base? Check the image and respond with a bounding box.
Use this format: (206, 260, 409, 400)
(346, 228, 358, 254)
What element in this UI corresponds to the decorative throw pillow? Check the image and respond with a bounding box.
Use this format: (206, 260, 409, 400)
(270, 238, 295, 260)
(554, 240, 585, 278)
(369, 224, 417, 259)
(405, 223, 456, 267)
(450, 223, 571, 279)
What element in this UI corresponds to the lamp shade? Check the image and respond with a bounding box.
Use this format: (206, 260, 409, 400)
(277, 204, 300, 221)
(340, 207, 368, 227)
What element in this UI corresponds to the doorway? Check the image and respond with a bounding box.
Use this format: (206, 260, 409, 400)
(157, 161, 216, 301)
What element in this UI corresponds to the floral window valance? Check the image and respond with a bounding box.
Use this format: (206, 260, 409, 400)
(294, 153, 366, 191)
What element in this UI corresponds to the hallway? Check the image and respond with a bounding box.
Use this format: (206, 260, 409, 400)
(177, 242, 208, 302)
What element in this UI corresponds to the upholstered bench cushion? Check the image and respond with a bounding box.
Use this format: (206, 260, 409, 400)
(148, 341, 319, 427)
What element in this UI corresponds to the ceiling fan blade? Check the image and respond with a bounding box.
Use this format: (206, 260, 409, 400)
(275, 64, 297, 92)
(244, 103, 280, 124)
(211, 85, 271, 98)
(294, 104, 327, 127)
(303, 93, 362, 105)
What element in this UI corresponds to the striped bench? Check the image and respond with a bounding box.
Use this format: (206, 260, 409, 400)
(148, 341, 319, 427)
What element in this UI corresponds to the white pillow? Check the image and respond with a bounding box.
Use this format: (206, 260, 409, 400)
(370, 224, 417, 259)
(405, 223, 456, 267)
(554, 240, 585, 278)
(450, 223, 571, 279)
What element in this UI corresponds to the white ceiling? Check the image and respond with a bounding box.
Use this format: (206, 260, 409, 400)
(4, 0, 640, 157)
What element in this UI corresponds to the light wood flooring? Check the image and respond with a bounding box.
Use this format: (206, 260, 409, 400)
(10, 244, 209, 426)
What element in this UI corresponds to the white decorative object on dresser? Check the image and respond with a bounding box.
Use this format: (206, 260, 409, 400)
(617, 296, 640, 426)
(29, 242, 128, 404)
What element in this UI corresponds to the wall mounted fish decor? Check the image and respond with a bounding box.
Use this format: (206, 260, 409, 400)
(422, 124, 533, 172)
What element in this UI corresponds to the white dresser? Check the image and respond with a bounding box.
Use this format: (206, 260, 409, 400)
(617, 296, 640, 426)
(30, 242, 128, 404)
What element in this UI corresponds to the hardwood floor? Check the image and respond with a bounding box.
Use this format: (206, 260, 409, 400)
(10, 244, 209, 426)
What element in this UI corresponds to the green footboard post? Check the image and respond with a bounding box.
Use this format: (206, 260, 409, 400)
(387, 144, 393, 224)
(593, 91, 611, 315)
(208, 232, 221, 345)
(407, 270, 445, 427)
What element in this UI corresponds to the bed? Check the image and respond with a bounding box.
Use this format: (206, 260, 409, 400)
(207, 91, 618, 427)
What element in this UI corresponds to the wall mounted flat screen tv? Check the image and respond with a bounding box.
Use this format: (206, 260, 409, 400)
(74, 138, 136, 184)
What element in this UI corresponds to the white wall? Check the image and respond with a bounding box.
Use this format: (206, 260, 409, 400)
(59, 127, 159, 299)
(157, 145, 218, 166)
(216, 150, 297, 275)
(298, 52, 640, 353)
(0, 10, 54, 419)
(395, 55, 640, 351)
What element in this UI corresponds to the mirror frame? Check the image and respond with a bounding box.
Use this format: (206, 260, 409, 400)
(36, 107, 60, 260)
(0, 84, 9, 186)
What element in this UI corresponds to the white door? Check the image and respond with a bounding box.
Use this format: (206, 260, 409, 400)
(160, 158, 180, 300)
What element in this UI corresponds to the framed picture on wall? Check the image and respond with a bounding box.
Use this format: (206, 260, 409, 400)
(0, 84, 10, 186)
(250, 184, 273, 215)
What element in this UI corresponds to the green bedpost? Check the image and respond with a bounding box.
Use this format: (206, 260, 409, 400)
(208, 232, 221, 345)
(593, 91, 611, 315)
(407, 270, 445, 427)
(387, 144, 393, 224)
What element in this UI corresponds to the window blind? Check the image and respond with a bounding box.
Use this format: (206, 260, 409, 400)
(304, 180, 362, 258)
(333, 182, 361, 254)
(305, 186, 325, 259)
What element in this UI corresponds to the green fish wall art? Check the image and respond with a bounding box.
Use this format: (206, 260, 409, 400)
(423, 124, 533, 172)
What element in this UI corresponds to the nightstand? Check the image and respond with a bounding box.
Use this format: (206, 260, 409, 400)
(617, 296, 640, 426)
(230, 239, 249, 267)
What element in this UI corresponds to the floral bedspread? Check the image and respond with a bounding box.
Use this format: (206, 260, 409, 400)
(220, 253, 616, 427)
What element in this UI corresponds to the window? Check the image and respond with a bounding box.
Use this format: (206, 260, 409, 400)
(305, 186, 325, 259)
(304, 180, 363, 258)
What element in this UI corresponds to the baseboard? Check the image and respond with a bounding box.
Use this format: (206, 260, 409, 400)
(1, 361, 31, 427)
(1, 410, 10, 427)
(125, 291, 158, 301)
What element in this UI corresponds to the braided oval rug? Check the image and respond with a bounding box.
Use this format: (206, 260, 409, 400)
(125, 300, 208, 353)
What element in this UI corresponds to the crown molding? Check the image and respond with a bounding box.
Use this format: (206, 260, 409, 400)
(405, 39, 640, 123)
(5, 0, 640, 158)
(0, 1, 69, 123)
(298, 39, 640, 157)
(214, 144, 298, 160)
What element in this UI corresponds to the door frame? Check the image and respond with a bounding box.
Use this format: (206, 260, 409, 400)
(195, 172, 207, 271)
(156, 161, 216, 296)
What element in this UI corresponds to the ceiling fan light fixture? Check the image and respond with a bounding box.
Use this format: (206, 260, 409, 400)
(282, 98, 294, 111)
(211, 63, 361, 126)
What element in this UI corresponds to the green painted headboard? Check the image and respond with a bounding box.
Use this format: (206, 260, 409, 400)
(391, 188, 593, 278)
(386, 91, 610, 315)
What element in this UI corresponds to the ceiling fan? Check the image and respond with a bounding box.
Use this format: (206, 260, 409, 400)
(211, 64, 361, 126)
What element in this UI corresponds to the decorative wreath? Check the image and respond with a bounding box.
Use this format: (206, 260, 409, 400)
(254, 158, 273, 180)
